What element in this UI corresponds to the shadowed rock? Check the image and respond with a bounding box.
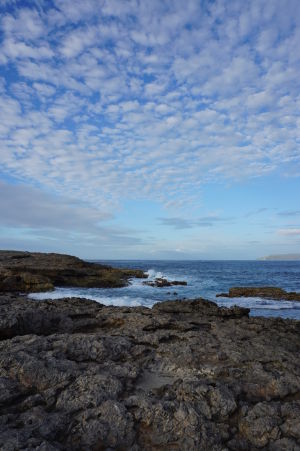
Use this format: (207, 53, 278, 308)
(0, 293, 299, 450)
(0, 251, 146, 292)
(217, 286, 300, 301)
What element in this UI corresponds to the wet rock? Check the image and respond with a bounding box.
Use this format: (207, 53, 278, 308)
(0, 294, 299, 450)
(143, 277, 187, 287)
(217, 286, 300, 301)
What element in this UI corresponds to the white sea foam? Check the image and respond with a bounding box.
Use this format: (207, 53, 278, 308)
(28, 276, 300, 318)
(215, 296, 299, 310)
(145, 268, 186, 282)
(146, 269, 164, 279)
(29, 288, 154, 307)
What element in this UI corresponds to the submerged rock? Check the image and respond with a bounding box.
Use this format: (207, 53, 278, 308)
(0, 251, 146, 292)
(217, 286, 300, 301)
(0, 293, 299, 450)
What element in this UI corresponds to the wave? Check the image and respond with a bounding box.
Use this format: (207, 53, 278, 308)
(145, 268, 188, 282)
(29, 288, 154, 307)
(146, 269, 165, 280)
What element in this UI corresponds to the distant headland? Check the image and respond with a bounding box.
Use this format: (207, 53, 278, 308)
(258, 253, 300, 261)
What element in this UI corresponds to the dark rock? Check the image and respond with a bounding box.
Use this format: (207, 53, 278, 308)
(0, 294, 299, 450)
(216, 286, 300, 301)
(143, 277, 187, 287)
(0, 251, 147, 292)
(0, 271, 54, 292)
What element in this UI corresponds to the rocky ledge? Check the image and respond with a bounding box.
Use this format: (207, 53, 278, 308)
(0, 293, 299, 450)
(143, 277, 187, 288)
(0, 251, 146, 292)
(217, 286, 300, 302)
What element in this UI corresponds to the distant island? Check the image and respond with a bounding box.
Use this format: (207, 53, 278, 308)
(258, 253, 300, 261)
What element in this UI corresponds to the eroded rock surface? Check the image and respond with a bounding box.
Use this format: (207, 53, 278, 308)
(0, 251, 146, 292)
(0, 294, 299, 450)
(217, 286, 300, 301)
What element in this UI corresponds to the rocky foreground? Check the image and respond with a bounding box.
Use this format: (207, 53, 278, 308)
(0, 293, 299, 450)
(0, 251, 146, 292)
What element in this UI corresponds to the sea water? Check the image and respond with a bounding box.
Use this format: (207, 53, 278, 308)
(30, 260, 300, 320)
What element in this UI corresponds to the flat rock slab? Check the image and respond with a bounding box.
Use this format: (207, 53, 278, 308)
(217, 286, 300, 301)
(0, 293, 299, 450)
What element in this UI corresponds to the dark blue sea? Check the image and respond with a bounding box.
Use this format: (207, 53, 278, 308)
(30, 260, 300, 320)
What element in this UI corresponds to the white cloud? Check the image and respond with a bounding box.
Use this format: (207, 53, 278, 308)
(1, 38, 53, 60)
(0, 0, 299, 214)
(60, 27, 98, 59)
(1, 8, 45, 40)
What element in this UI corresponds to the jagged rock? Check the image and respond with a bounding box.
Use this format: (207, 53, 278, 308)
(143, 277, 187, 287)
(0, 251, 146, 292)
(217, 286, 300, 301)
(0, 294, 299, 450)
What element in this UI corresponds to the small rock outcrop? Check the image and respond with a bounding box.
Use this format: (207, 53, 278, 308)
(0, 293, 299, 450)
(143, 277, 187, 287)
(217, 286, 300, 301)
(0, 251, 146, 292)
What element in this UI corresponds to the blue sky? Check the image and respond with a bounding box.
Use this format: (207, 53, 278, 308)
(0, 0, 300, 259)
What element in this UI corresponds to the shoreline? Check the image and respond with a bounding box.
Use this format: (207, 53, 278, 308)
(0, 251, 299, 449)
(0, 251, 147, 293)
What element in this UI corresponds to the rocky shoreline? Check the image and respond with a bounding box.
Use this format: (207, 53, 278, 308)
(0, 251, 146, 292)
(0, 251, 299, 450)
(0, 292, 299, 450)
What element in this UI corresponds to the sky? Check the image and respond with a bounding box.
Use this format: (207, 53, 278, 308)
(0, 0, 300, 260)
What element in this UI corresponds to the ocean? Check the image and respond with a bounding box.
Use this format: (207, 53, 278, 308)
(30, 260, 300, 320)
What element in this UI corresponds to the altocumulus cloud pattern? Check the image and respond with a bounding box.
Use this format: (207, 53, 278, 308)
(1, 0, 300, 210)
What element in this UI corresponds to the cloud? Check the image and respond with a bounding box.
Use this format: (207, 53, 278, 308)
(0, 0, 299, 233)
(158, 217, 194, 230)
(278, 210, 300, 217)
(158, 215, 234, 229)
(278, 228, 300, 236)
(1, 8, 46, 40)
(244, 208, 269, 218)
(0, 181, 148, 252)
(0, 181, 110, 231)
